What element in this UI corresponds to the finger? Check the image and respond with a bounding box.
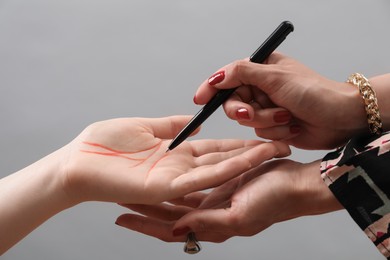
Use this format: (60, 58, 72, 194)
(253, 108, 292, 127)
(193, 143, 266, 166)
(171, 141, 290, 196)
(189, 139, 264, 157)
(255, 125, 300, 142)
(116, 212, 231, 243)
(141, 116, 201, 140)
(232, 85, 255, 103)
(171, 208, 237, 242)
(119, 203, 191, 221)
(222, 92, 255, 121)
(194, 59, 284, 105)
(194, 63, 234, 105)
(116, 214, 182, 242)
(223, 101, 292, 128)
(168, 192, 207, 208)
(232, 86, 275, 109)
(251, 88, 276, 108)
(243, 108, 292, 128)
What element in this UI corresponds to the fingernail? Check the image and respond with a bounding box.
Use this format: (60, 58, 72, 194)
(274, 111, 292, 123)
(236, 108, 250, 120)
(208, 71, 225, 86)
(290, 125, 301, 134)
(172, 226, 191, 237)
(193, 95, 198, 104)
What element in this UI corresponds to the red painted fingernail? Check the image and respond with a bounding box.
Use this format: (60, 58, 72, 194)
(290, 125, 301, 134)
(193, 95, 198, 104)
(208, 71, 225, 86)
(274, 111, 292, 123)
(236, 108, 250, 120)
(172, 226, 191, 237)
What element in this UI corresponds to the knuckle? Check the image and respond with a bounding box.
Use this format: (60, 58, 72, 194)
(231, 60, 249, 79)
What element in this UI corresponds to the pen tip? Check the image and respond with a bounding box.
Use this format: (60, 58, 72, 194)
(165, 148, 171, 153)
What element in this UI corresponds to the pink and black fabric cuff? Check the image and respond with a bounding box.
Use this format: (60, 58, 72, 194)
(321, 132, 390, 259)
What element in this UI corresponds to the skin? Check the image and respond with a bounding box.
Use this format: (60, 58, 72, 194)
(0, 115, 290, 255)
(116, 159, 342, 242)
(194, 52, 390, 149)
(115, 53, 389, 245)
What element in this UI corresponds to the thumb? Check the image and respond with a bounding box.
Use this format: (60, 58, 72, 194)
(144, 115, 201, 140)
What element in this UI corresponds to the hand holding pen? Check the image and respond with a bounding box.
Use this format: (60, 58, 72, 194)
(192, 23, 373, 150)
(167, 21, 294, 151)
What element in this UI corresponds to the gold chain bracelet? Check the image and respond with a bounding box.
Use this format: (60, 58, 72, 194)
(347, 73, 383, 135)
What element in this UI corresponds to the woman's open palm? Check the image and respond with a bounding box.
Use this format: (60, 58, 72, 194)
(63, 116, 290, 205)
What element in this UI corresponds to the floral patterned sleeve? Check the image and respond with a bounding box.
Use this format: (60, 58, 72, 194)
(320, 132, 390, 259)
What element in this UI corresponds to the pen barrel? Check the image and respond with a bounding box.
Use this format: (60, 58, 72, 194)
(168, 21, 294, 150)
(167, 88, 237, 150)
(204, 88, 237, 111)
(250, 21, 294, 63)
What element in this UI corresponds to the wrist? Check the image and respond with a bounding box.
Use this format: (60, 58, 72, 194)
(369, 73, 390, 131)
(22, 147, 76, 213)
(294, 160, 343, 217)
(56, 143, 90, 205)
(333, 81, 368, 136)
(0, 147, 74, 254)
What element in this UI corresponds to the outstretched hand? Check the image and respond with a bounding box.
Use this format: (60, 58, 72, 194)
(63, 115, 291, 205)
(0, 115, 290, 254)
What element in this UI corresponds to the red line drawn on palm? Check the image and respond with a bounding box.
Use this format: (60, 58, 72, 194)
(80, 141, 164, 169)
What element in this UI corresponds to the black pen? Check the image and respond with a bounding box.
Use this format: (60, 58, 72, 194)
(167, 21, 294, 151)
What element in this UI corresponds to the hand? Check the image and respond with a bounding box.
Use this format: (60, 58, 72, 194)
(63, 115, 291, 205)
(115, 159, 342, 242)
(193, 53, 368, 149)
(0, 115, 290, 254)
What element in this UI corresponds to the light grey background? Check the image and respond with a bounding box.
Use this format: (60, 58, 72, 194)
(1, 0, 389, 259)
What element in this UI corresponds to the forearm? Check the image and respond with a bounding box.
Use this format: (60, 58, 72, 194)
(0, 148, 74, 255)
(370, 73, 390, 131)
